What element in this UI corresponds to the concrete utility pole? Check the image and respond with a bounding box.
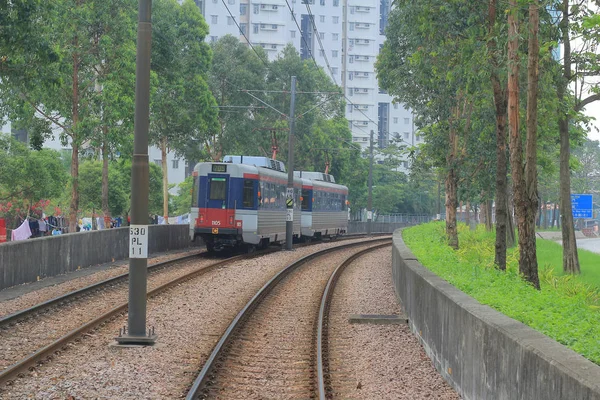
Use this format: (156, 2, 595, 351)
(116, 0, 156, 345)
(367, 129, 374, 236)
(285, 76, 297, 251)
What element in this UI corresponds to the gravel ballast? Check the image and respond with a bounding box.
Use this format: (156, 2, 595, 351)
(1, 239, 372, 399)
(327, 247, 460, 399)
(0, 249, 202, 318)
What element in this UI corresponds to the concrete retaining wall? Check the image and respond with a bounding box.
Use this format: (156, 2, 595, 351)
(391, 230, 600, 400)
(0, 225, 199, 290)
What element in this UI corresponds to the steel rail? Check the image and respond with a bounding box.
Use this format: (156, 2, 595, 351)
(0, 251, 206, 328)
(0, 252, 252, 385)
(0, 234, 377, 386)
(0, 233, 374, 328)
(185, 237, 391, 400)
(316, 242, 392, 399)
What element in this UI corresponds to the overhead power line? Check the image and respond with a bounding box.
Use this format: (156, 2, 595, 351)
(220, 0, 270, 70)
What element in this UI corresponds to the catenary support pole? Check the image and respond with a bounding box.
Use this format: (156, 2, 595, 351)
(367, 129, 374, 236)
(286, 76, 297, 251)
(116, 0, 156, 345)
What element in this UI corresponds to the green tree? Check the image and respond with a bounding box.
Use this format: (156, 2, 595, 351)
(0, 136, 68, 224)
(0, 0, 139, 232)
(207, 35, 269, 161)
(150, 0, 218, 221)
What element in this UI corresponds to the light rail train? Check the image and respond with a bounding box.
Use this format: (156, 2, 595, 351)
(190, 156, 348, 252)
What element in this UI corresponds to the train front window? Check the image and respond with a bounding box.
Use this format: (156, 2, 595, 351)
(209, 178, 227, 200)
(191, 173, 199, 207)
(243, 179, 254, 208)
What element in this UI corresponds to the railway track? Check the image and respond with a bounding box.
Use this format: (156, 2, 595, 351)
(0, 234, 376, 386)
(186, 238, 391, 399)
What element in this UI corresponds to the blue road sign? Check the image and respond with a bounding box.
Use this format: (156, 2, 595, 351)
(571, 194, 593, 219)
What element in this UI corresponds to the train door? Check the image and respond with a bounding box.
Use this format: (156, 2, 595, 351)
(206, 175, 235, 229)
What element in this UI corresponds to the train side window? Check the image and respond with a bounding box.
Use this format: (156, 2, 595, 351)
(209, 178, 227, 200)
(243, 179, 255, 208)
(301, 189, 310, 210)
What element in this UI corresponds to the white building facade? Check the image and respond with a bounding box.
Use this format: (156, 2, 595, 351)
(195, 0, 419, 171)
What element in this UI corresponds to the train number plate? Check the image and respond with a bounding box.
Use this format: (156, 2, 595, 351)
(212, 228, 219, 234)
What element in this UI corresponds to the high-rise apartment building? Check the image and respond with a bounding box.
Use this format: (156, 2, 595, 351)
(196, 0, 419, 170)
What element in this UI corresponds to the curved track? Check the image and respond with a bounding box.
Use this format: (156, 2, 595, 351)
(0, 235, 375, 386)
(186, 238, 391, 399)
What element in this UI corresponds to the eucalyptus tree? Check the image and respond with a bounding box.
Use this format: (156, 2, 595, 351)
(207, 35, 269, 161)
(149, 0, 218, 220)
(553, 0, 600, 274)
(0, 0, 139, 232)
(377, 0, 492, 249)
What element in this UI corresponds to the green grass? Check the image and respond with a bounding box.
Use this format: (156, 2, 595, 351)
(403, 222, 600, 365)
(537, 239, 600, 290)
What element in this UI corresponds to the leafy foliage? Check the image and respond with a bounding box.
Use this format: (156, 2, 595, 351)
(403, 222, 600, 364)
(0, 135, 68, 214)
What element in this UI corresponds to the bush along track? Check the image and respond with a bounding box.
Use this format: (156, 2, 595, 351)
(403, 222, 600, 365)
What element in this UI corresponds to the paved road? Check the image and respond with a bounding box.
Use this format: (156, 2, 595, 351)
(574, 238, 600, 254)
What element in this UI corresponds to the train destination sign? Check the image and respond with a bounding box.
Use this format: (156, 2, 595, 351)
(571, 194, 593, 219)
(129, 225, 148, 258)
(212, 164, 227, 173)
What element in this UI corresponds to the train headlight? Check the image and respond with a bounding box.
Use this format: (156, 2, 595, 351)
(229, 216, 234, 225)
(199, 214, 204, 223)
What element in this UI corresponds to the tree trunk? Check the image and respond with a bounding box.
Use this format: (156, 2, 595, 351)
(506, 184, 516, 248)
(508, 0, 539, 289)
(68, 44, 80, 234)
(445, 116, 459, 250)
(488, 0, 509, 270)
(519, 0, 540, 289)
(101, 132, 110, 223)
(558, 0, 580, 274)
(465, 200, 471, 228)
(537, 193, 543, 228)
(161, 137, 169, 224)
(552, 203, 558, 229)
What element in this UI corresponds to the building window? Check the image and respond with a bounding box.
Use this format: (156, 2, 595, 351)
(253, 24, 259, 33)
(240, 3, 247, 15)
(332, 50, 338, 57)
(154, 159, 162, 166)
(416, 134, 421, 141)
(332, 33, 338, 40)
(211, 15, 218, 24)
(272, 24, 278, 30)
(404, 132, 409, 139)
(227, 16, 234, 25)
(393, 117, 398, 123)
(291, 30, 296, 38)
(349, 22, 354, 31)
(172, 159, 179, 169)
(320, 32, 325, 40)
(210, 35, 218, 42)
(332, 67, 338, 74)
(393, 103, 398, 109)
(333, 0, 339, 5)
(332, 16, 339, 24)
(319, 49, 325, 57)
(363, 137, 368, 142)
(240, 23, 247, 35)
(320, 0, 325, 4)
(253, 4, 259, 13)
(320, 15, 325, 23)
(228, 0, 235, 4)
(404, 118, 410, 124)
(212, 0, 217, 3)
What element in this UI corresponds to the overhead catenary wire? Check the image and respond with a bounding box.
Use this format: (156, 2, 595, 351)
(304, 1, 338, 85)
(219, 0, 270, 70)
